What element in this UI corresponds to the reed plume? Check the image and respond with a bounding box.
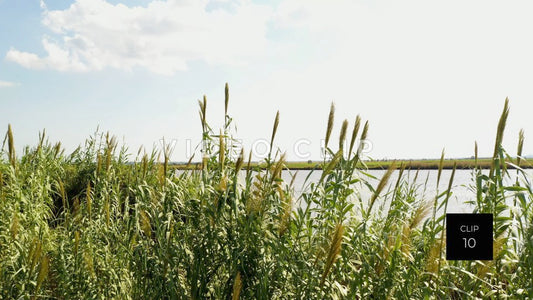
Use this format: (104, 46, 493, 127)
(339, 119, 348, 152)
(490, 97, 509, 177)
(29, 239, 42, 279)
(356, 121, 369, 157)
(7, 124, 16, 169)
(402, 201, 431, 259)
(320, 223, 344, 287)
(320, 150, 343, 182)
(199, 95, 207, 133)
(10, 211, 18, 239)
(84, 251, 95, 278)
(140, 210, 152, 237)
(37, 129, 45, 153)
(225, 83, 229, 117)
(426, 236, 444, 275)
(367, 161, 396, 216)
(348, 115, 361, 158)
(271, 153, 286, 183)
(324, 103, 335, 151)
(232, 272, 242, 300)
(270, 111, 280, 156)
(36, 255, 50, 294)
(517, 129, 524, 167)
(74, 231, 80, 256)
(235, 149, 244, 173)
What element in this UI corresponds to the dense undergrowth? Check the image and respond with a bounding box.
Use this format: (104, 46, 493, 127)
(1, 86, 532, 299)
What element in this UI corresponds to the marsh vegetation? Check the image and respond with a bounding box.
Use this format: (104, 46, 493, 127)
(1, 86, 532, 298)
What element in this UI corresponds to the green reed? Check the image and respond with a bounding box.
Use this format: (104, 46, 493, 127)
(0, 87, 531, 298)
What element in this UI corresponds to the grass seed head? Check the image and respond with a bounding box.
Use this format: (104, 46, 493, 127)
(356, 121, 369, 157)
(325, 103, 335, 150)
(36, 255, 50, 293)
(320, 223, 344, 287)
(368, 161, 397, 215)
(10, 211, 19, 239)
(517, 129, 524, 166)
(235, 149, 244, 173)
(74, 231, 80, 256)
(232, 272, 242, 300)
(349, 115, 361, 157)
(225, 82, 229, 116)
(339, 119, 348, 152)
(270, 111, 280, 154)
(7, 124, 16, 169)
(140, 210, 152, 237)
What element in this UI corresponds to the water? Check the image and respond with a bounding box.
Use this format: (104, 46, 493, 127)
(177, 168, 532, 213)
(280, 169, 532, 213)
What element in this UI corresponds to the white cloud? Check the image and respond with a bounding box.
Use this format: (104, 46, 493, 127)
(0, 80, 19, 88)
(6, 0, 272, 75)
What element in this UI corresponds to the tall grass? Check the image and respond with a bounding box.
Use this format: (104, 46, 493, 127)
(0, 87, 532, 298)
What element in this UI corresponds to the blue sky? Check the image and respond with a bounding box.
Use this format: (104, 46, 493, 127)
(1, 0, 533, 162)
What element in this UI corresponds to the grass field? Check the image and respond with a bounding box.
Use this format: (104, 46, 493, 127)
(172, 157, 532, 170)
(1, 87, 532, 298)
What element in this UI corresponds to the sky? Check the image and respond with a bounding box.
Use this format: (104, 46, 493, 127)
(1, 0, 533, 162)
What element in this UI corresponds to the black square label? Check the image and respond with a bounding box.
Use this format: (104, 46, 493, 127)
(446, 213, 493, 260)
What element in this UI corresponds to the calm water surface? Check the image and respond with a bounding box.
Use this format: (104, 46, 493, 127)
(178, 168, 531, 214)
(280, 169, 532, 213)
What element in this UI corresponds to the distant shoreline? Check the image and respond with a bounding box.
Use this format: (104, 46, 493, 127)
(169, 158, 533, 170)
